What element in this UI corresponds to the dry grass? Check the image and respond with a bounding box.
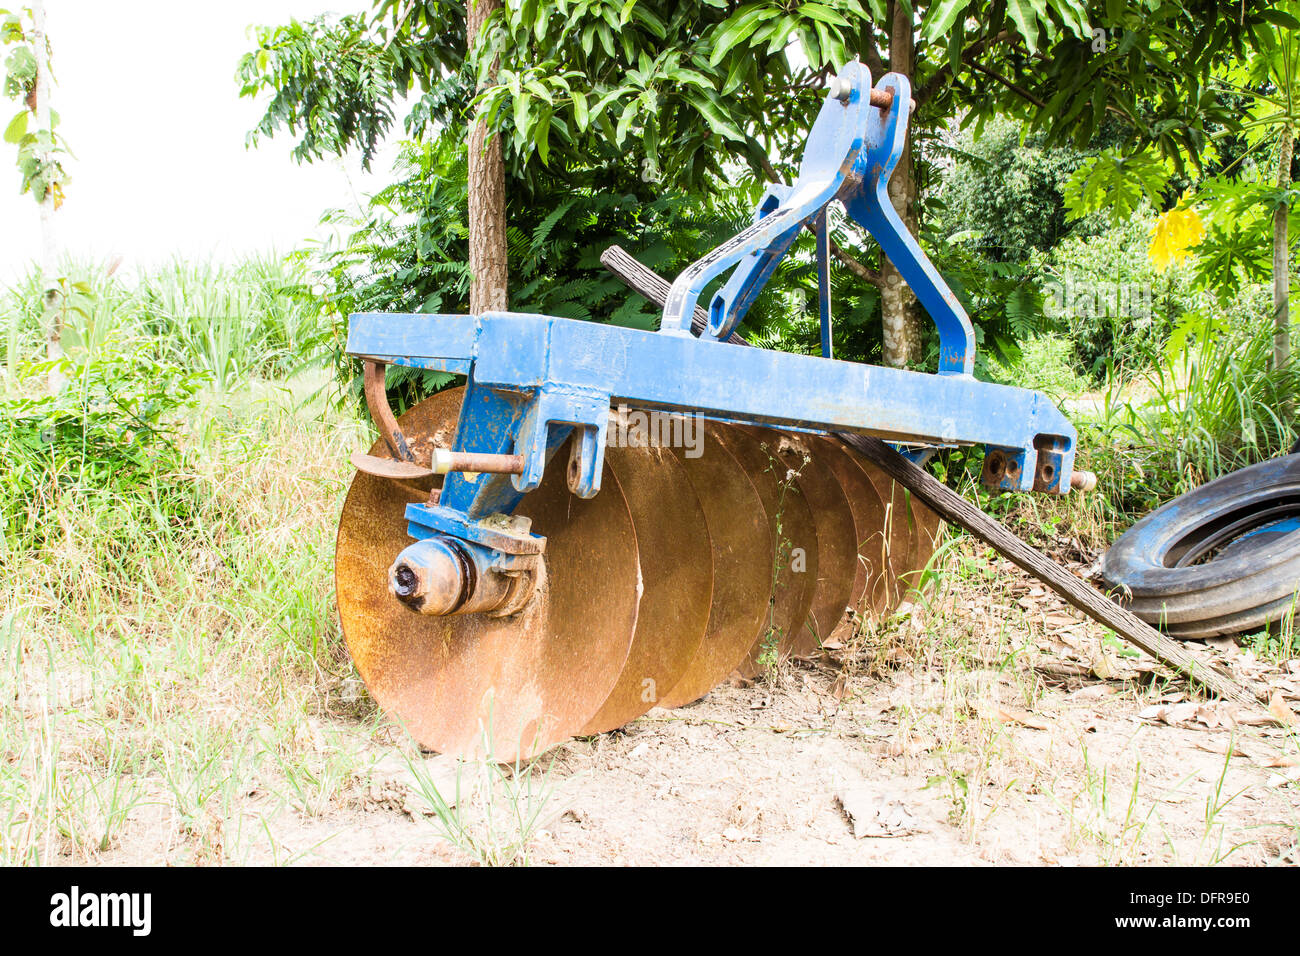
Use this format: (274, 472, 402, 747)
(0, 375, 376, 864)
(838, 534, 1299, 865)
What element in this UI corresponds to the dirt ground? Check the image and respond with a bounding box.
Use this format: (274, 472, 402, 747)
(93, 557, 1300, 867)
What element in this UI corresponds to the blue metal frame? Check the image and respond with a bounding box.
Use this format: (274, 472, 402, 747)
(349, 310, 1079, 545)
(345, 59, 1080, 561)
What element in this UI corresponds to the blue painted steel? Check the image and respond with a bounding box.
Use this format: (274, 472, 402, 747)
(348, 309, 1078, 506)
(815, 209, 833, 359)
(840, 73, 974, 374)
(658, 63, 974, 376)
(661, 60, 876, 340)
(345, 57, 1082, 560)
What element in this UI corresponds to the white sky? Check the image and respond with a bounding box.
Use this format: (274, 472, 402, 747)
(0, 0, 397, 283)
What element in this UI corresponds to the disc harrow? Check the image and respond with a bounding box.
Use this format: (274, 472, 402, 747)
(338, 388, 941, 760)
(335, 60, 1087, 761)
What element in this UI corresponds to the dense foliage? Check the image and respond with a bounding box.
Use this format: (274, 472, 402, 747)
(0, 339, 207, 546)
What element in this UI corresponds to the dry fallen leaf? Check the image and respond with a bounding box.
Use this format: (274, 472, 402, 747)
(1137, 700, 1238, 730)
(1069, 684, 1117, 701)
(1236, 710, 1282, 727)
(1194, 703, 1235, 730)
(1268, 691, 1296, 727)
(1139, 702, 1201, 726)
(1091, 654, 1119, 681)
(1259, 754, 1300, 769)
(830, 673, 850, 701)
(1266, 766, 1300, 789)
(977, 702, 1051, 730)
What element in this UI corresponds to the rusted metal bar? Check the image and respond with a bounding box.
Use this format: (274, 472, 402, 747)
(351, 449, 524, 479)
(829, 76, 908, 113)
(363, 360, 416, 463)
(433, 448, 525, 475)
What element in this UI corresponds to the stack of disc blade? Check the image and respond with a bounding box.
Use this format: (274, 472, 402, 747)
(336, 389, 943, 761)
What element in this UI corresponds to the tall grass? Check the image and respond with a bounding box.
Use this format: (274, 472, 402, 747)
(1, 254, 329, 391)
(1081, 301, 1299, 524)
(0, 254, 383, 863)
(0, 386, 371, 864)
(956, 287, 1297, 550)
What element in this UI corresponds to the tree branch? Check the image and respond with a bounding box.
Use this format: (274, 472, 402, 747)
(965, 59, 1048, 110)
(916, 30, 1012, 106)
(830, 239, 882, 286)
(861, 31, 887, 77)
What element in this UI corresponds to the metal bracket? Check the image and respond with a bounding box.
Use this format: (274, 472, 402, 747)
(660, 63, 976, 377)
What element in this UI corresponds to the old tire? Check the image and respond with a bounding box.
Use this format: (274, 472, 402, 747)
(1099, 454, 1300, 639)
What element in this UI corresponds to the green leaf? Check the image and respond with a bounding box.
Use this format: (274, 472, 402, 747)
(3, 108, 25, 144)
(534, 106, 554, 164)
(615, 98, 638, 145)
(689, 91, 745, 142)
(571, 89, 588, 131)
(1260, 9, 1300, 30)
(798, 4, 849, 28)
(513, 92, 531, 136)
(1063, 150, 1170, 225)
(922, 0, 970, 42)
(721, 54, 749, 95)
(629, 6, 667, 38)
(523, 77, 553, 104)
(1005, 0, 1040, 54)
(707, 4, 778, 67)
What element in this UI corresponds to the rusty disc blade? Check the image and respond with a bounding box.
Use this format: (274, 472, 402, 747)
(900, 491, 944, 595)
(810, 435, 889, 622)
(712, 425, 816, 677)
(878, 475, 922, 608)
(336, 388, 642, 761)
(578, 442, 714, 735)
(742, 427, 858, 656)
(659, 422, 773, 709)
(838, 444, 919, 613)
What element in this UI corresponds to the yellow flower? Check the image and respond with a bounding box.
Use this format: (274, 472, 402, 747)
(1148, 205, 1205, 272)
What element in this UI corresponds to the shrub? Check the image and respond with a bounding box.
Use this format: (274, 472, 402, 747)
(936, 117, 1091, 262)
(1043, 213, 1197, 380)
(0, 337, 208, 547)
(1085, 288, 1298, 521)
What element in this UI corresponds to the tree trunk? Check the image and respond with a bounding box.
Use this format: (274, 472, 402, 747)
(879, 2, 922, 368)
(32, 1, 63, 393)
(467, 0, 508, 314)
(1273, 125, 1293, 372)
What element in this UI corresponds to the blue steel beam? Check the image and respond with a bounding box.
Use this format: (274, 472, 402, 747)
(348, 310, 1077, 502)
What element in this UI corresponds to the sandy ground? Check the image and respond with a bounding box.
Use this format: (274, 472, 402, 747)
(92, 555, 1300, 867)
